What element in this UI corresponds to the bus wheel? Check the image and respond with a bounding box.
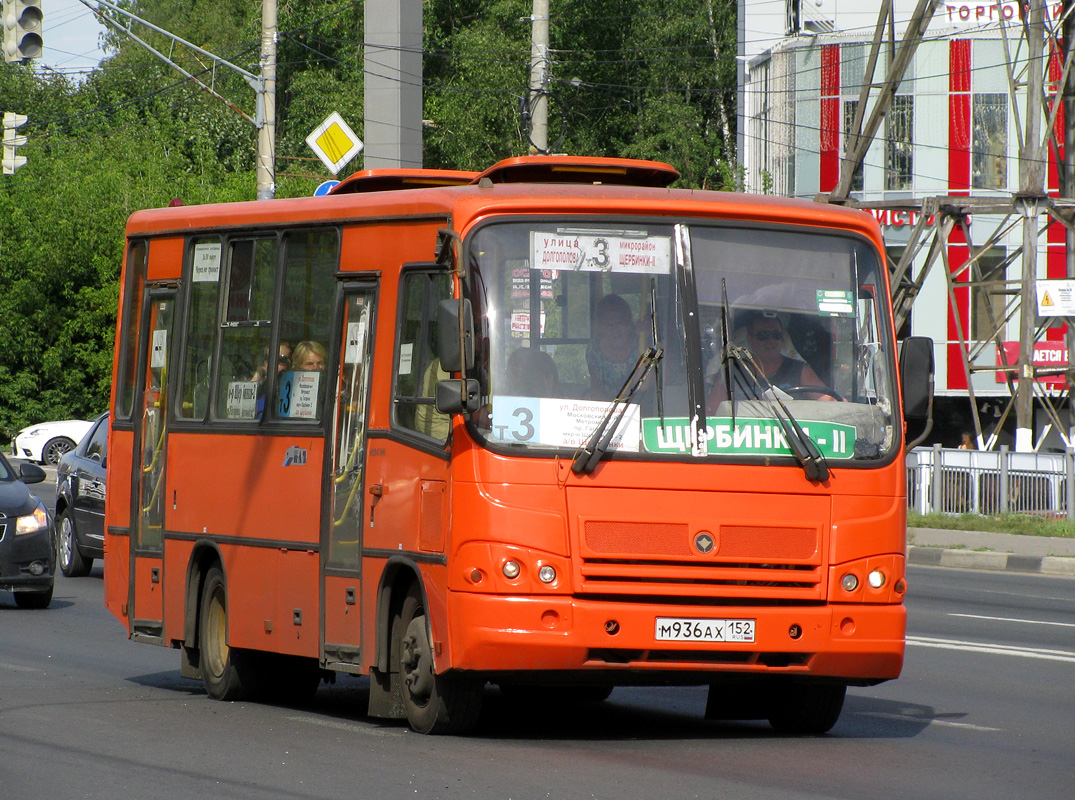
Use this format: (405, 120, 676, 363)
(767, 682, 846, 735)
(396, 585, 482, 734)
(199, 566, 254, 701)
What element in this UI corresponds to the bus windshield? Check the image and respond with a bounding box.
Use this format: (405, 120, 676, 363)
(467, 218, 897, 464)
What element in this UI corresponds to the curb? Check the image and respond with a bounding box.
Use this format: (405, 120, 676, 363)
(907, 545, 1075, 577)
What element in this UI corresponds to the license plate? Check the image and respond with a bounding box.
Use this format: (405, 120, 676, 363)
(655, 617, 755, 643)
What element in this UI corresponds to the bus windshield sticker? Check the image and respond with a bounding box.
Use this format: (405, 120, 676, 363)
(816, 289, 855, 317)
(277, 370, 320, 419)
(192, 241, 221, 282)
(491, 395, 641, 451)
(398, 342, 414, 375)
(530, 232, 672, 274)
(150, 329, 168, 369)
(345, 321, 365, 364)
(226, 380, 259, 420)
(642, 416, 856, 459)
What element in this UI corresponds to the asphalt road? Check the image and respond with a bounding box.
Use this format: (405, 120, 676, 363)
(2, 529, 1073, 800)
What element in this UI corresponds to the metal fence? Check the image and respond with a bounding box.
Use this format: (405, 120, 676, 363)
(907, 445, 1075, 519)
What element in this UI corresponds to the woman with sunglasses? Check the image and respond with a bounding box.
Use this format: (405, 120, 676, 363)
(707, 311, 831, 406)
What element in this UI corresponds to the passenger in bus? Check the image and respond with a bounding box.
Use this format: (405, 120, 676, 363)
(292, 340, 327, 371)
(587, 294, 642, 398)
(707, 311, 832, 406)
(507, 346, 559, 397)
(252, 341, 292, 418)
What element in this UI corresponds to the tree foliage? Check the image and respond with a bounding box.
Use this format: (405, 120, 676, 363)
(0, 0, 736, 440)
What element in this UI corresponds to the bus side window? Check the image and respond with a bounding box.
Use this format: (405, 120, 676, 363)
(215, 238, 276, 422)
(394, 270, 452, 440)
(177, 237, 222, 421)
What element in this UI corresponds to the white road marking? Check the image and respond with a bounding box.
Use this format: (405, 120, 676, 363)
(948, 613, 1075, 629)
(284, 715, 405, 736)
(855, 711, 1002, 732)
(907, 635, 1075, 663)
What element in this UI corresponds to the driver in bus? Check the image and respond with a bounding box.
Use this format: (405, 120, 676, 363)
(707, 311, 833, 407)
(587, 294, 642, 398)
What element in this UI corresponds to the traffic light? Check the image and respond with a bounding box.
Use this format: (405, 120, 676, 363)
(2, 0, 43, 63)
(2, 112, 28, 174)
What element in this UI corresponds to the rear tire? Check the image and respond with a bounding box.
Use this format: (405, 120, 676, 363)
(395, 584, 482, 734)
(767, 682, 846, 735)
(58, 509, 92, 577)
(198, 566, 260, 700)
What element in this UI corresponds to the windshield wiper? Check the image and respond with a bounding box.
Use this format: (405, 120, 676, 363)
(718, 285, 828, 482)
(724, 347, 829, 482)
(572, 346, 663, 475)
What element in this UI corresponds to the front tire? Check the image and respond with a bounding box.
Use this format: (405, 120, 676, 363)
(58, 508, 92, 577)
(395, 584, 482, 734)
(41, 437, 75, 465)
(14, 585, 53, 609)
(767, 682, 846, 735)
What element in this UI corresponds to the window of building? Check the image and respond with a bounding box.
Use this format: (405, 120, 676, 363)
(886, 95, 913, 191)
(972, 93, 1008, 190)
(843, 99, 865, 192)
(970, 247, 1008, 341)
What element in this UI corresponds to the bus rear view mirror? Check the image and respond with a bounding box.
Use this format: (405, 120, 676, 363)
(437, 298, 475, 373)
(899, 336, 934, 421)
(435, 378, 480, 414)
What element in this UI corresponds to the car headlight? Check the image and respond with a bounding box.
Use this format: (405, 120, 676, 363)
(16, 503, 49, 535)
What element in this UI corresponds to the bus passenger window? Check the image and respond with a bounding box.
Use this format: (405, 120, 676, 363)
(178, 238, 222, 420)
(215, 238, 276, 421)
(272, 230, 338, 423)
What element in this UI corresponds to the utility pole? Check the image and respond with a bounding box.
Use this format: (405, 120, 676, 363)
(528, 0, 550, 154)
(256, 0, 277, 200)
(364, 0, 422, 168)
(1016, 0, 1047, 452)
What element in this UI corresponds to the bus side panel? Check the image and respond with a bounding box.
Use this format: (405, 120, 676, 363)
(163, 538, 194, 645)
(829, 488, 906, 567)
(164, 432, 324, 658)
(147, 237, 184, 281)
(165, 433, 323, 547)
(104, 427, 135, 628)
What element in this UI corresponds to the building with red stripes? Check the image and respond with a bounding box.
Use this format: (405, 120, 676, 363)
(739, 1, 1071, 450)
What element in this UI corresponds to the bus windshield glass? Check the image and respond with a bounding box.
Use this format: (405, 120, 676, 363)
(467, 219, 897, 464)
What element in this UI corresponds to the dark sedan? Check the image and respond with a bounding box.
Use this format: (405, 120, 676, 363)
(0, 452, 55, 608)
(55, 413, 108, 577)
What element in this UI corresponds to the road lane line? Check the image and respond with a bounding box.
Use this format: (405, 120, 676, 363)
(284, 715, 405, 736)
(854, 711, 1002, 732)
(948, 613, 1075, 628)
(907, 635, 1075, 663)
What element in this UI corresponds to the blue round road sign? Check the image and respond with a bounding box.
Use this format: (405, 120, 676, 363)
(314, 180, 340, 197)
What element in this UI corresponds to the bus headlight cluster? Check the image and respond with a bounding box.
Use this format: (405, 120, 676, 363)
(840, 573, 859, 592)
(502, 561, 521, 579)
(867, 569, 886, 589)
(537, 565, 556, 584)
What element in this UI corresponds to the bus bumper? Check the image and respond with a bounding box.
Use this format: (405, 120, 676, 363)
(446, 592, 905, 681)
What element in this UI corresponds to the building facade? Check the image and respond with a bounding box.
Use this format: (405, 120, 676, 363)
(739, 0, 1072, 450)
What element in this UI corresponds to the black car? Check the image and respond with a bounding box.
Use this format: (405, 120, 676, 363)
(0, 451, 55, 608)
(55, 413, 108, 578)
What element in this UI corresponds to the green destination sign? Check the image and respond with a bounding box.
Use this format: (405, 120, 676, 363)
(641, 417, 856, 459)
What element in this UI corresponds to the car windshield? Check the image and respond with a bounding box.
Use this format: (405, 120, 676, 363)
(0, 451, 14, 481)
(465, 218, 897, 465)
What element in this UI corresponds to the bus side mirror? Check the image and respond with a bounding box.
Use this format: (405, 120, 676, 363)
(435, 378, 481, 414)
(436, 299, 474, 373)
(900, 336, 934, 448)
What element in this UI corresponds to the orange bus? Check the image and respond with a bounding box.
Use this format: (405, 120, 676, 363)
(105, 155, 933, 735)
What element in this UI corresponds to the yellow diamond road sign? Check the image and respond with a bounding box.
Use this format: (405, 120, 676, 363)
(306, 112, 363, 175)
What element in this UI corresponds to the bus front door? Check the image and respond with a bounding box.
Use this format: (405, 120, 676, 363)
(322, 285, 377, 670)
(129, 290, 174, 643)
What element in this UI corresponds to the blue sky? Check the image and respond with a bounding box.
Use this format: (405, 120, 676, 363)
(41, 0, 108, 74)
